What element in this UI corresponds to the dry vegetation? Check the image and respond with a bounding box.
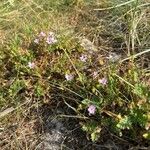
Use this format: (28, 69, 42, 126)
(0, 0, 150, 149)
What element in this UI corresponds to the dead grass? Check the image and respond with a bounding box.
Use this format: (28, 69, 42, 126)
(0, 0, 150, 149)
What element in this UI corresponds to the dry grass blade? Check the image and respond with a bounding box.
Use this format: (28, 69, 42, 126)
(120, 49, 150, 63)
(94, 0, 135, 11)
(0, 100, 29, 118)
(0, 107, 14, 118)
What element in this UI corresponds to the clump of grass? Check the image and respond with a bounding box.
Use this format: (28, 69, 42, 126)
(0, 0, 150, 149)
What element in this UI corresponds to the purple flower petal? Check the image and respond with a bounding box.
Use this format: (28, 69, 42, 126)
(98, 77, 107, 85)
(80, 54, 87, 62)
(88, 105, 96, 115)
(39, 31, 46, 37)
(65, 74, 74, 81)
(46, 36, 57, 45)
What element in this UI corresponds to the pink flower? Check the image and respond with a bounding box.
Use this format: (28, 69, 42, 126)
(28, 62, 35, 69)
(88, 105, 96, 115)
(39, 31, 46, 37)
(80, 54, 87, 62)
(46, 32, 57, 45)
(46, 36, 57, 44)
(98, 77, 107, 85)
(65, 74, 74, 81)
(34, 38, 39, 44)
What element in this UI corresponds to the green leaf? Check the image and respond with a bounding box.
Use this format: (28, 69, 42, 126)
(91, 127, 101, 142)
(117, 115, 132, 130)
(9, 79, 26, 97)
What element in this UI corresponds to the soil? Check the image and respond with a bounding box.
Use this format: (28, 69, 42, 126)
(33, 104, 150, 150)
(1, 103, 150, 150)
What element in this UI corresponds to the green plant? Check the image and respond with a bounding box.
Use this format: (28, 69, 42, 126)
(0, 0, 150, 149)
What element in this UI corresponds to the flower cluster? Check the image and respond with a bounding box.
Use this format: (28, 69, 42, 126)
(34, 31, 57, 45)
